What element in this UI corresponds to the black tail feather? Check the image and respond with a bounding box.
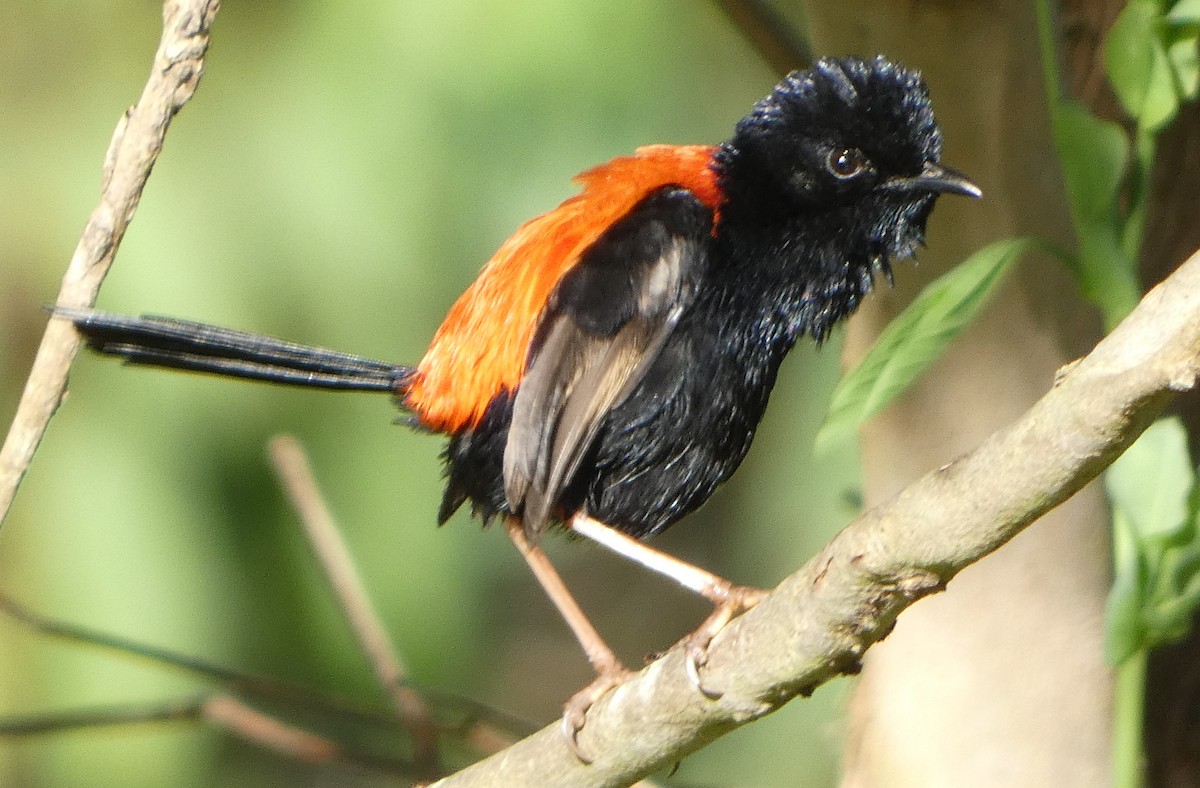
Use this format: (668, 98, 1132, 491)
(56, 307, 414, 394)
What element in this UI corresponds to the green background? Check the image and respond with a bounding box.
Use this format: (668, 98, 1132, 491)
(0, 2, 858, 785)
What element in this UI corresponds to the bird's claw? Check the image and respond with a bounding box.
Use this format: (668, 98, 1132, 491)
(560, 665, 633, 763)
(684, 584, 766, 699)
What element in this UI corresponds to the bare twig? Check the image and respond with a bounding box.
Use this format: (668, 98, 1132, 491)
(267, 435, 440, 771)
(0, 690, 415, 775)
(0, 698, 206, 735)
(203, 695, 340, 763)
(201, 694, 414, 774)
(0, 590, 538, 771)
(0, 591, 394, 728)
(0, 0, 220, 528)
(714, 0, 812, 76)
(430, 249, 1200, 786)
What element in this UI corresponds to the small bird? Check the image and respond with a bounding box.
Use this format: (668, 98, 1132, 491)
(63, 56, 979, 754)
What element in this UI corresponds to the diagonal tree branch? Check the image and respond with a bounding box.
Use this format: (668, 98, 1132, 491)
(0, 697, 207, 735)
(713, 0, 812, 76)
(0, 592, 396, 725)
(267, 435, 442, 772)
(432, 249, 1200, 786)
(199, 694, 415, 774)
(0, 694, 416, 775)
(0, 0, 221, 528)
(0, 589, 542, 775)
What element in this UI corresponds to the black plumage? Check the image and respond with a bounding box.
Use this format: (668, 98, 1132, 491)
(65, 55, 978, 551)
(440, 56, 977, 539)
(63, 56, 979, 742)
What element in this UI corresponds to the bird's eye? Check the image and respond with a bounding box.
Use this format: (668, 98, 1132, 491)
(827, 147, 869, 179)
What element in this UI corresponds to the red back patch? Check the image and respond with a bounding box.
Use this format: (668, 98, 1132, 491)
(406, 144, 722, 433)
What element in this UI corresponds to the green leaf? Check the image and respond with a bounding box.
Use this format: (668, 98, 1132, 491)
(1107, 0, 1168, 121)
(1167, 34, 1200, 99)
(1107, 0, 1189, 131)
(1104, 417, 1200, 662)
(1106, 510, 1148, 664)
(815, 238, 1029, 450)
(1106, 417, 1194, 544)
(1165, 530, 1200, 594)
(1075, 222, 1142, 327)
(1052, 101, 1129, 224)
(1168, 0, 1200, 25)
(1049, 102, 1140, 326)
(1142, 39, 1182, 131)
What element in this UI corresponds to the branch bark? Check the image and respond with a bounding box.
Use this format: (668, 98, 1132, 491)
(432, 248, 1200, 786)
(0, 0, 220, 527)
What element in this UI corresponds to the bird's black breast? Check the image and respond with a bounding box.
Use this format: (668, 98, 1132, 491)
(436, 263, 788, 539)
(437, 323, 778, 537)
(436, 184, 787, 538)
(572, 302, 780, 536)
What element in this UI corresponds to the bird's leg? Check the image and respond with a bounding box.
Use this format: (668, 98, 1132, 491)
(569, 513, 766, 697)
(504, 518, 630, 760)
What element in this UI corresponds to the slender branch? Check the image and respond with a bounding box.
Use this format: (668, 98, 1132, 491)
(0, 690, 414, 775)
(421, 688, 536, 742)
(0, 697, 206, 735)
(0, 591, 395, 728)
(200, 694, 414, 774)
(0, 690, 417, 775)
(0, 0, 220, 528)
(0, 589, 536, 751)
(713, 0, 812, 76)
(267, 434, 440, 770)
(0, 688, 533, 756)
(431, 249, 1200, 786)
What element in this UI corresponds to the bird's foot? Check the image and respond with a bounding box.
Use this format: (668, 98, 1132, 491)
(684, 583, 766, 698)
(561, 663, 633, 763)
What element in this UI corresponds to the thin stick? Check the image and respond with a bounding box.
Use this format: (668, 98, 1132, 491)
(202, 694, 341, 763)
(714, 0, 812, 76)
(0, 692, 416, 775)
(0, 591, 532, 755)
(0, 592, 391, 727)
(267, 434, 439, 770)
(201, 694, 413, 773)
(0, 0, 221, 528)
(0, 698, 206, 735)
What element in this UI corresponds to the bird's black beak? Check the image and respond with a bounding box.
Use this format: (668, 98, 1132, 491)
(905, 162, 982, 198)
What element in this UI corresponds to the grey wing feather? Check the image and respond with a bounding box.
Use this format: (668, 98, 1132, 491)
(505, 227, 707, 540)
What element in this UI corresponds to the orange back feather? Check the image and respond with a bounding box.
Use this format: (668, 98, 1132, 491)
(406, 144, 722, 433)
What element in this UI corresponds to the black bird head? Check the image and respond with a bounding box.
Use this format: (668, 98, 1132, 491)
(714, 56, 979, 340)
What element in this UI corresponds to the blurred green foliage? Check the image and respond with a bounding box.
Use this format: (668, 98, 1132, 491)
(817, 238, 1029, 452)
(1031, 1, 1200, 783)
(0, 1, 859, 784)
(1106, 417, 1200, 666)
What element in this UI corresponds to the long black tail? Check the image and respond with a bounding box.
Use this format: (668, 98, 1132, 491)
(57, 307, 414, 393)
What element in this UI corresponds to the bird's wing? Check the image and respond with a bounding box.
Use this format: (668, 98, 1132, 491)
(407, 144, 720, 433)
(504, 187, 713, 540)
